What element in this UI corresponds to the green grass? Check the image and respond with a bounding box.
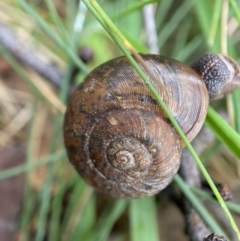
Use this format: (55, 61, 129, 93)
(0, 0, 240, 241)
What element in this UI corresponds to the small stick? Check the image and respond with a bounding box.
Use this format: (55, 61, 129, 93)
(0, 21, 63, 88)
(180, 127, 216, 241)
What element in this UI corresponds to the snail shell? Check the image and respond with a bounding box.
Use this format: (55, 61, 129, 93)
(63, 54, 209, 198)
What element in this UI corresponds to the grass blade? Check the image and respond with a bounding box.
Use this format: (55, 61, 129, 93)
(88, 199, 128, 241)
(205, 107, 240, 159)
(232, 90, 240, 133)
(130, 197, 159, 241)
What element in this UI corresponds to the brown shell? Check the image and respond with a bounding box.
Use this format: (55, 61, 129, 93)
(63, 54, 209, 198)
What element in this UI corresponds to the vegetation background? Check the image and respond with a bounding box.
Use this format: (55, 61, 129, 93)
(0, 0, 240, 241)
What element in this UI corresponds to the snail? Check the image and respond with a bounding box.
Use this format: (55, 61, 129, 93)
(63, 52, 240, 198)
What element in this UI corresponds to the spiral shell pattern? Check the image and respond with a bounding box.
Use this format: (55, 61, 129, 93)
(64, 54, 208, 198)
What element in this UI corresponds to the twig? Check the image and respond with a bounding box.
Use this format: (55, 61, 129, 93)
(142, 3, 159, 54)
(0, 21, 63, 88)
(180, 127, 216, 241)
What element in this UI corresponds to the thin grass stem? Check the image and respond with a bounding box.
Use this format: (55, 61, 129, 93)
(84, 0, 240, 238)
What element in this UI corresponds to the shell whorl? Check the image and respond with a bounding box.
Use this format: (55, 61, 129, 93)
(86, 109, 181, 197)
(64, 54, 209, 198)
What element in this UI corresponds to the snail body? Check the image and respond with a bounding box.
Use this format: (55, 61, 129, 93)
(64, 53, 240, 198)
